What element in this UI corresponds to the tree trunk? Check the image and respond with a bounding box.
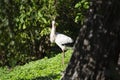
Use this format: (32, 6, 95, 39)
(61, 0, 120, 80)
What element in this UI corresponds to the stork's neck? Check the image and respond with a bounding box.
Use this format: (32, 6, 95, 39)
(50, 21, 56, 43)
(51, 22, 56, 34)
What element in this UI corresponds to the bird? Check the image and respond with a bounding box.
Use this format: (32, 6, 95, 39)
(50, 20, 73, 65)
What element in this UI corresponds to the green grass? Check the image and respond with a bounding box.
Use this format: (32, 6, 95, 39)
(0, 50, 73, 80)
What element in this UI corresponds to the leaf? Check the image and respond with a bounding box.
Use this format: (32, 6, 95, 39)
(41, 18, 47, 23)
(75, 2, 81, 8)
(20, 18, 24, 23)
(75, 16, 79, 23)
(84, 2, 89, 9)
(38, 11, 43, 17)
(23, 24, 26, 30)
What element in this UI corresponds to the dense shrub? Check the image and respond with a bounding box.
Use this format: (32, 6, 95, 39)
(0, 0, 57, 67)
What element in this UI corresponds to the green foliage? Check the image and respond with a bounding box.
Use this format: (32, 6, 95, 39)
(75, 0, 89, 23)
(0, 50, 73, 80)
(0, 0, 57, 67)
(54, 0, 80, 40)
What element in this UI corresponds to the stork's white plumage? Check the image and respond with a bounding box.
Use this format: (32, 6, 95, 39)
(50, 20, 73, 65)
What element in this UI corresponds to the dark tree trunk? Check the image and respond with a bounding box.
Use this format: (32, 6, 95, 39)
(61, 0, 120, 80)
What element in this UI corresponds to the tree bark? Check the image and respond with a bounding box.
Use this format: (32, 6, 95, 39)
(61, 0, 120, 80)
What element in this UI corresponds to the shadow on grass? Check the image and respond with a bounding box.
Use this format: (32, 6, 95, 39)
(32, 73, 61, 80)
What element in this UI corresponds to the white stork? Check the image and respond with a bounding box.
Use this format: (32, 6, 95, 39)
(50, 20, 73, 65)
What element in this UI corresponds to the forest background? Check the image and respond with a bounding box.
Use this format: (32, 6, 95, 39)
(0, 0, 88, 67)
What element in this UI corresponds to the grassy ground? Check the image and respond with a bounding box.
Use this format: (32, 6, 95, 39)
(0, 50, 73, 80)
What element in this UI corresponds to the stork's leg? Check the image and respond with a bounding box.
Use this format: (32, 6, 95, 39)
(55, 42, 65, 65)
(62, 50, 65, 66)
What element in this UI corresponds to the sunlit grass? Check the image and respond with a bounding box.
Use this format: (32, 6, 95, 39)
(0, 50, 73, 80)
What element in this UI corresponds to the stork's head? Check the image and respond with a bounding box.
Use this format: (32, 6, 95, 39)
(52, 20, 56, 28)
(52, 20, 55, 25)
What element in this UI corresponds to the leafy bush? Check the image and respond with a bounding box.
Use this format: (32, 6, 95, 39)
(75, 0, 89, 24)
(0, 50, 73, 80)
(0, 0, 57, 67)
